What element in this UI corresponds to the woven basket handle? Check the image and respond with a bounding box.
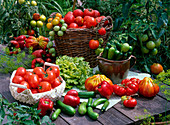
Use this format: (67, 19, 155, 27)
(10, 83, 27, 89)
(97, 16, 113, 30)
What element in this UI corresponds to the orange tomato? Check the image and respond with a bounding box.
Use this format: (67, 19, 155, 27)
(48, 18, 53, 22)
(46, 22, 53, 29)
(150, 63, 163, 74)
(56, 13, 62, 19)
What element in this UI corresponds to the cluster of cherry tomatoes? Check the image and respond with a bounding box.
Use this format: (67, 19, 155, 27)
(12, 66, 61, 94)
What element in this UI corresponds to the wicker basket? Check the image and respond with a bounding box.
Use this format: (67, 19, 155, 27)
(9, 62, 66, 105)
(54, 16, 113, 67)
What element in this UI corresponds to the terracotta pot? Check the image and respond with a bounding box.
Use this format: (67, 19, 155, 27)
(97, 53, 136, 84)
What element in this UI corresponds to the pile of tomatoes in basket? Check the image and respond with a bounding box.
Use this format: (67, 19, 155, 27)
(12, 66, 61, 94)
(64, 9, 108, 29)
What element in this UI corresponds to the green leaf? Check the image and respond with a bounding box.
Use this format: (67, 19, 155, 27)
(144, 64, 150, 73)
(129, 33, 137, 40)
(158, 28, 165, 38)
(41, 115, 52, 124)
(22, 120, 34, 124)
(149, 27, 157, 39)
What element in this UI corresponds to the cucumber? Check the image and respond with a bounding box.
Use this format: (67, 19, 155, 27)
(78, 102, 87, 115)
(108, 47, 115, 60)
(78, 91, 96, 98)
(92, 98, 107, 108)
(51, 109, 61, 120)
(87, 107, 99, 120)
(101, 100, 109, 112)
(102, 46, 109, 59)
(56, 100, 76, 116)
(87, 98, 93, 107)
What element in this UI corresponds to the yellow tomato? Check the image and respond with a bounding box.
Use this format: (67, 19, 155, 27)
(48, 18, 53, 22)
(54, 16, 60, 21)
(46, 23, 53, 29)
(52, 19, 59, 26)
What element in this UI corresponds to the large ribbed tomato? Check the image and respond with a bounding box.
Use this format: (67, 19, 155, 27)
(138, 77, 159, 97)
(85, 74, 113, 91)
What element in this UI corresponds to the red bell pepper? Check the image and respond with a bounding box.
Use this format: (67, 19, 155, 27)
(7, 40, 20, 55)
(37, 98, 54, 116)
(31, 58, 45, 69)
(96, 81, 114, 99)
(32, 49, 44, 58)
(63, 89, 80, 107)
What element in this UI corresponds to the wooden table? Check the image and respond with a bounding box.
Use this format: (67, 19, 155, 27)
(0, 45, 169, 125)
(0, 72, 170, 125)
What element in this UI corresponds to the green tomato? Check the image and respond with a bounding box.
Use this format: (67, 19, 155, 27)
(30, 20, 36, 27)
(49, 31, 55, 36)
(61, 26, 66, 31)
(49, 36, 54, 40)
(49, 48, 56, 54)
(150, 48, 158, 55)
(52, 53, 56, 57)
(154, 38, 161, 47)
(57, 31, 64, 36)
(54, 26, 60, 31)
(139, 34, 148, 42)
(121, 43, 130, 52)
(141, 47, 149, 54)
(60, 19, 65, 24)
(146, 41, 155, 49)
(62, 23, 68, 28)
(129, 46, 133, 52)
(47, 41, 53, 48)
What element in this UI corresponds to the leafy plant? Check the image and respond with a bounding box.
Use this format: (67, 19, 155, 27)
(0, 94, 54, 125)
(0, 48, 34, 74)
(154, 69, 170, 101)
(55, 55, 94, 90)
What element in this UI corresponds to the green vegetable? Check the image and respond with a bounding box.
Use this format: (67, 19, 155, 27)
(87, 98, 93, 107)
(108, 47, 115, 60)
(101, 100, 110, 112)
(95, 48, 104, 56)
(87, 107, 99, 120)
(56, 100, 76, 116)
(56, 55, 93, 89)
(78, 91, 96, 98)
(102, 46, 109, 59)
(51, 109, 61, 120)
(78, 102, 87, 115)
(92, 98, 107, 108)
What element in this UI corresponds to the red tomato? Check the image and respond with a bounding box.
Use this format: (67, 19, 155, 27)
(51, 78, 61, 88)
(38, 81, 52, 93)
(17, 81, 30, 93)
(86, 17, 97, 28)
(73, 9, 84, 17)
(112, 84, 126, 96)
(12, 76, 25, 84)
(28, 74, 39, 88)
(46, 66, 60, 77)
(33, 13, 40, 21)
(150, 63, 163, 74)
(65, 11, 73, 16)
(15, 67, 26, 77)
(31, 89, 39, 94)
(94, 10, 100, 17)
(80, 25, 87, 29)
(84, 16, 90, 22)
(46, 58, 52, 63)
(27, 29, 35, 36)
(89, 39, 99, 49)
(98, 27, 106, 35)
(123, 97, 137, 108)
(24, 71, 33, 82)
(33, 67, 45, 78)
(100, 16, 108, 26)
(74, 16, 84, 26)
(84, 9, 95, 17)
(64, 14, 75, 25)
(96, 17, 102, 24)
(42, 71, 56, 84)
(39, 77, 43, 82)
(68, 23, 79, 28)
